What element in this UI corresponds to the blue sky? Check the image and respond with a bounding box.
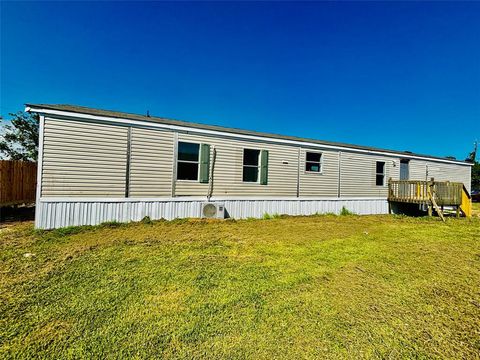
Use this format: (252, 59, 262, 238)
(2, 1, 479, 159)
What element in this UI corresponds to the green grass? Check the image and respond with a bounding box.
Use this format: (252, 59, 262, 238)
(1, 214, 479, 359)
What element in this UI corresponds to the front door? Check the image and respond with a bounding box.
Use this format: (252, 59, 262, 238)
(399, 160, 410, 198)
(400, 160, 409, 180)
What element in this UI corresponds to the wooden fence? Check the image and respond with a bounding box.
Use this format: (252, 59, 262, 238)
(0, 160, 37, 206)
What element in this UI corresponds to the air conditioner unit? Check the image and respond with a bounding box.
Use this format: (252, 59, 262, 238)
(201, 202, 225, 219)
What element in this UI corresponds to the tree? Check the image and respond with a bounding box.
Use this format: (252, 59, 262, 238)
(472, 162, 480, 191)
(465, 141, 477, 163)
(465, 141, 479, 191)
(0, 111, 39, 161)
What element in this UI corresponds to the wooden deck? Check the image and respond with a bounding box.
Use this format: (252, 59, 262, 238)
(388, 179, 472, 218)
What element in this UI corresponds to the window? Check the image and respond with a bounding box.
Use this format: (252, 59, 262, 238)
(243, 149, 260, 182)
(305, 152, 322, 172)
(177, 142, 200, 180)
(376, 161, 385, 186)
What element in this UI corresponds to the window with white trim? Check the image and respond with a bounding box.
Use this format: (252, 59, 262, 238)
(177, 142, 200, 180)
(305, 152, 322, 173)
(376, 161, 385, 186)
(243, 149, 260, 182)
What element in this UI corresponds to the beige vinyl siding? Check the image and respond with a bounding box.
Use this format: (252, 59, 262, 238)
(339, 152, 398, 197)
(40, 115, 472, 199)
(408, 160, 428, 181)
(175, 133, 298, 197)
(41, 118, 128, 197)
(298, 149, 339, 197)
(409, 160, 471, 192)
(129, 128, 174, 197)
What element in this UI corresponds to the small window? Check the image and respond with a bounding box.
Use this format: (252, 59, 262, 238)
(243, 149, 260, 182)
(177, 142, 200, 180)
(376, 161, 385, 186)
(305, 152, 322, 172)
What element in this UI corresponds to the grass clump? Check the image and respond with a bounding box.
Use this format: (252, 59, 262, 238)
(313, 211, 337, 216)
(262, 212, 272, 220)
(141, 216, 153, 225)
(99, 220, 125, 228)
(340, 206, 355, 216)
(263, 212, 282, 220)
(1, 215, 479, 359)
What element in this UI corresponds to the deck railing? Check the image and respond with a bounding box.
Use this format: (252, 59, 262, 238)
(388, 179, 463, 206)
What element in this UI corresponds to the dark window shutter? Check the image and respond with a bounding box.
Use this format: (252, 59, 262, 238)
(260, 150, 268, 185)
(199, 144, 210, 183)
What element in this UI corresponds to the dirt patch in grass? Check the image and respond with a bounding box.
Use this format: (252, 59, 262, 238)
(472, 202, 480, 217)
(1, 215, 479, 359)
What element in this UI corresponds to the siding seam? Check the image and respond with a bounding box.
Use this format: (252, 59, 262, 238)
(171, 132, 178, 197)
(125, 127, 132, 197)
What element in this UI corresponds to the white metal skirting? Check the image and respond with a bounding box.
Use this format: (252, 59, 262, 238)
(35, 198, 388, 229)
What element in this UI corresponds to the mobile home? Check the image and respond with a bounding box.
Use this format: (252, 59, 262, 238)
(26, 104, 472, 229)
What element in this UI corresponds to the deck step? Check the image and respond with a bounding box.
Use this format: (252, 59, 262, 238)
(429, 193, 445, 222)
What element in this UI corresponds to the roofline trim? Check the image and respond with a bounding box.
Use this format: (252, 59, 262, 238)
(26, 105, 473, 167)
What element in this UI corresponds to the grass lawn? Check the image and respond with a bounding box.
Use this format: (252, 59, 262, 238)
(1, 214, 479, 359)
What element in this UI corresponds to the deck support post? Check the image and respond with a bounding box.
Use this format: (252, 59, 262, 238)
(387, 178, 392, 214)
(427, 178, 434, 217)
